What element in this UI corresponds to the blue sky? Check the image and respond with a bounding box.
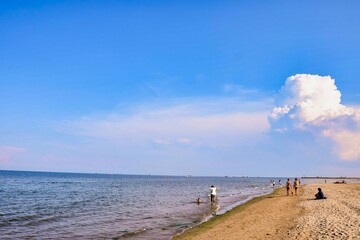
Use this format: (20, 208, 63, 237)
(1, 0, 360, 176)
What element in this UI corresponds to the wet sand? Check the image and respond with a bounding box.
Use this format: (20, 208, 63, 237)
(173, 183, 360, 240)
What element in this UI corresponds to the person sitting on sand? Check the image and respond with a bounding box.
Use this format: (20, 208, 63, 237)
(196, 197, 202, 204)
(315, 188, 327, 199)
(293, 178, 299, 196)
(286, 178, 291, 196)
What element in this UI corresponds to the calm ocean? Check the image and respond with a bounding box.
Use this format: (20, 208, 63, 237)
(0, 170, 283, 239)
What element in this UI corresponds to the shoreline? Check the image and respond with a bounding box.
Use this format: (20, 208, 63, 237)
(173, 183, 360, 239)
(172, 186, 293, 240)
(172, 188, 277, 239)
(302, 176, 360, 179)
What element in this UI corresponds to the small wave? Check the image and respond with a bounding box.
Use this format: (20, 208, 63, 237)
(169, 221, 194, 229)
(0, 221, 11, 227)
(117, 228, 147, 239)
(50, 181, 77, 184)
(7, 214, 38, 223)
(70, 199, 91, 206)
(24, 215, 62, 226)
(227, 191, 243, 197)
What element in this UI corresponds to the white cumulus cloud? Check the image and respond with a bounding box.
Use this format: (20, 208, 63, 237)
(270, 74, 360, 161)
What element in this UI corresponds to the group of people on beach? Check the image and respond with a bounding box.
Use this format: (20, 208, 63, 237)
(197, 178, 327, 206)
(284, 178, 327, 199)
(286, 178, 300, 196)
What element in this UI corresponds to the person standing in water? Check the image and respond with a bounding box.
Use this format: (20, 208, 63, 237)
(209, 185, 217, 203)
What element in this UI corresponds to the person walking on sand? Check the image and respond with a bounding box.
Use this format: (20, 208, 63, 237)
(209, 185, 217, 203)
(286, 178, 291, 196)
(293, 178, 299, 196)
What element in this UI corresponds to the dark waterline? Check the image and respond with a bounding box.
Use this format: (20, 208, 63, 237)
(0, 170, 283, 239)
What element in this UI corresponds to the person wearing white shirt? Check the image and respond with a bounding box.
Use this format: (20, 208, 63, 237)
(209, 185, 217, 203)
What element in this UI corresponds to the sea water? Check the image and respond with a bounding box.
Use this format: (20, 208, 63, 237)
(0, 170, 283, 239)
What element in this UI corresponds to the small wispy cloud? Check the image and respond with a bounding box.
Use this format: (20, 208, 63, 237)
(57, 97, 271, 149)
(141, 72, 181, 96)
(270, 74, 360, 161)
(0, 145, 26, 162)
(176, 138, 193, 144)
(223, 84, 260, 95)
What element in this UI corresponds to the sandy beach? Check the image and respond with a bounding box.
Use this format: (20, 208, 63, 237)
(174, 183, 360, 240)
